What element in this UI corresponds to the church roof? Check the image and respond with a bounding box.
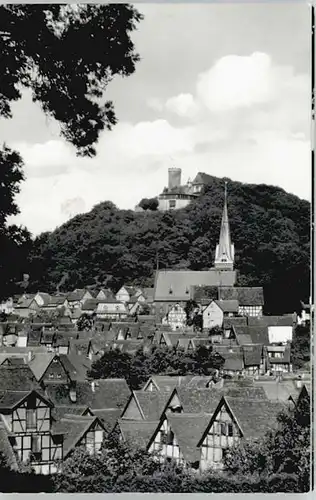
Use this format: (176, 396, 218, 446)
(154, 270, 236, 302)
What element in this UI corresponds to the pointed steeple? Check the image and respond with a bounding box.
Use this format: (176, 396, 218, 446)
(214, 182, 234, 270)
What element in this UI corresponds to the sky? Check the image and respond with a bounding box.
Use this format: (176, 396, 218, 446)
(2, 2, 311, 236)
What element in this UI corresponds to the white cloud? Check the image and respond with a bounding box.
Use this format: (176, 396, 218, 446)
(196, 52, 273, 112)
(6, 51, 310, 236)
(165, 93, 200, 118)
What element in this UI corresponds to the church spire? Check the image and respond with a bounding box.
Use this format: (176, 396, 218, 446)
(214, 181, 234, 270)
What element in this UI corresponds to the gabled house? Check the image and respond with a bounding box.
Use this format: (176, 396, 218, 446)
(0, 365, 60, 474)
(96, 300, 128, 320)
(266, 345, 292, 374)
(96, 289, 115, 301)
(120, 389, 183, 421)
(127, 297, 141, 316)
(52, 414, 105, 459)
(242, 344, 265, 375)
(116, 286, 143, 304)
(218, 287, 264, 317)
(34, 293, 52, 308)
(202, 301, 225, 330)
(67, 289, 93, 309)
(198, 396, 285, 471)
(14, 298, 40, 318)
(162, 303, 187, 331)
(28, 353, 70, 384)
(147, 413, 209, 469)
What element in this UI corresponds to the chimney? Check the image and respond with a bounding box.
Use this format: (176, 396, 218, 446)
(168, 167, 181, 190)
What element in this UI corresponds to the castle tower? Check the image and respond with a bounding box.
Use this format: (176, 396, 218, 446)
(214, 182, 235, 271)
(168, 167, 181, 190)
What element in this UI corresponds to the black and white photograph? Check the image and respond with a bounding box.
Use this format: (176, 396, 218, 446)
(0, 1, 313, 493)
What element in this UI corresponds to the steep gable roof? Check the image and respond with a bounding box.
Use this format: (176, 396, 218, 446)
(53, 415, 104, 457)
(214, 299, 239, 313)
(143, 375, 194, 392)
(219, 287, 264, 306)
(118, 419, 159, 449)
(224, 397, 286, 439)
(242, 344, 263, 366)
(167, 413, 210, 463)
(0, 365, 42, 392)
(133, 391, 174, 421)
(28, 352, 56, 381)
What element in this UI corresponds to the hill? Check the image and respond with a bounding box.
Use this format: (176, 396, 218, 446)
(27, 174, 310, 314)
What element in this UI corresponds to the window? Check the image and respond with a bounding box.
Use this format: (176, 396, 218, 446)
(228, 423, 234, 437)
(220, 423, 226, 436)
(56, 373, 62, 379)
(26, 409, 37, 430)
(48, 373, 54, 379)
(31, 435, 42, 460)
(167, 430, 174, 445)
(169, 200, 176, 209)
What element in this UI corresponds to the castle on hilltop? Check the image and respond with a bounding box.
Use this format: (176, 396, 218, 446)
(157, 168, 213, 211)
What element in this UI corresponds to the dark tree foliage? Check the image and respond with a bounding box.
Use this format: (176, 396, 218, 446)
(27, 178, 310, 314)
(291, 324, 311, 369)
(223, 394, 311, 492)
(0, 147, 32, 300)
(77, 313, 95, 331)
(88, 345, 224, 390)
(0, 4, 143, 156)
(138, 198, 159, 211)
(0, 5, 143, 300)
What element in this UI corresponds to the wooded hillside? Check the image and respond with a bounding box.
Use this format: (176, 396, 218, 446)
(27, 175, 310, 314)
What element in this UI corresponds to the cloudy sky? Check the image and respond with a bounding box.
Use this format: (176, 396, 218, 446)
(2, 3, 311, 236)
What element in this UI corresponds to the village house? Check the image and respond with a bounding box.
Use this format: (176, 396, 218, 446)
(95, 299, 128, 321)
(198, 396, 286, 471)
(202, 299, 239, 330)
(14, 297, 40, 318)
(162, 303, 187, 330)
(67, 289, 93, 309)
(147, 413, 209, 469)
(218, 287, 264, 317)
(96, 289, 115, 301)
(52, 414, 105, 459)
(116, 286, 144, 303)
(0, 297, 14, 315)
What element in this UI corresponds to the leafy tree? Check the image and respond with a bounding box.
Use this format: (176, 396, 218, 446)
(1, 4, 143, 156)
(27, 176, 310, 316)
(0, 147, 32, 301)
(223, 394, 311, 492)
(77, 313, 95, 331)
(88, 344, 224, 389)
(53, 433, 193, 493)
(291, 324, 310, 370)
(0, 4, 143, 300)
(138, 198, 159, 211)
